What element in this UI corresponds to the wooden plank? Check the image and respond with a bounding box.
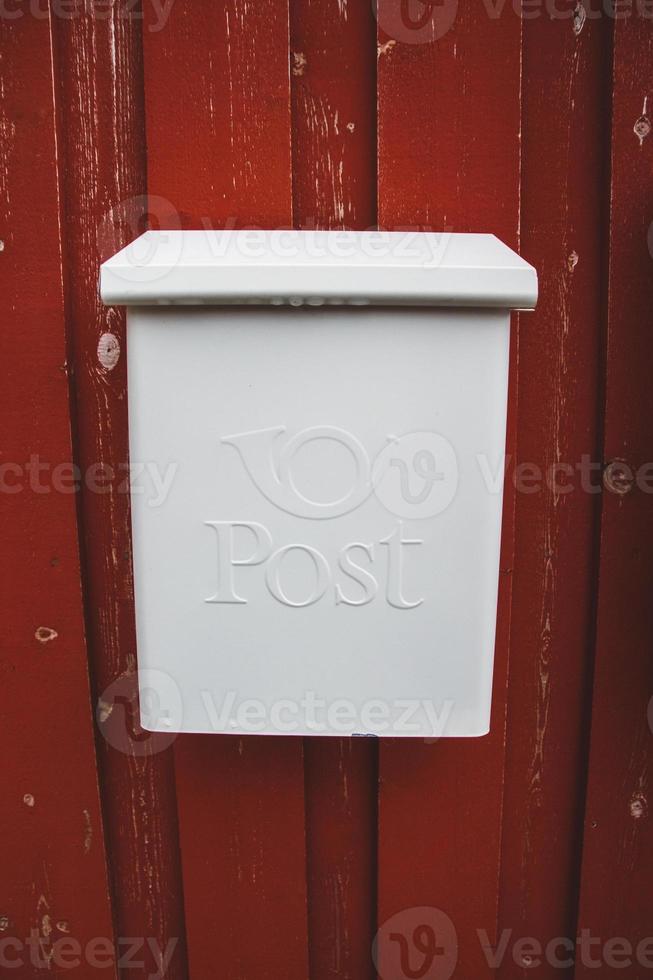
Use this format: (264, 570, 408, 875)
(376, 3, 521, 238)
(51, 9, 188, 979)
(575, 16, 653, 975)
(496, 11, 609, 977)
(173, 735, 309, 978)
(289, 4, 378, 975)
(143, 4, 309, 978)
(0, 11, 116, 977)
(145, 0, 293, 228)
(290, 0, 376, 230)
(375, 4, 522, 975)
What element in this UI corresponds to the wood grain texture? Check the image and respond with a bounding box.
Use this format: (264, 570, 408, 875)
(289, 1, 378, 977)
(497, 9, 609, 977)
(375, 4, 522, 975)
(0, 11, 116, 976)
(376, 1, 521, 237)
(173, 735, 309, 979)
(302, 739, 377, 980)
(290, 0, 376, 230)
(5, 4, 646, 975)
(575, 15, 653, 974)
(52, 8, 188, 978)
(143, 4, 309, 978)
(144, 0, 293, 229)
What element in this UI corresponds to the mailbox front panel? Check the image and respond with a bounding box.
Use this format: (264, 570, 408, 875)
(128, 306, 509, 737)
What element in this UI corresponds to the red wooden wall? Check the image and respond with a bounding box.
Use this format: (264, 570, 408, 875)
(1, 2, 652, 977)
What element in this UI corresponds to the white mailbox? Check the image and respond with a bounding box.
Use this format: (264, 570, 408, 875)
(100, 231, 537, 738)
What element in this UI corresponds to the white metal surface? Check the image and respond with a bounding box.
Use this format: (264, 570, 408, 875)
(100, 232, 537, 738)
(100, 230, 538, 310)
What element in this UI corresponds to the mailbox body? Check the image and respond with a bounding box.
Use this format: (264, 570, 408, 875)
(101, 231, 537, 738)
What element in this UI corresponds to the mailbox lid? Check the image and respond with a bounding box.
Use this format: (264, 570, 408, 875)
(100, 230, 538, 310)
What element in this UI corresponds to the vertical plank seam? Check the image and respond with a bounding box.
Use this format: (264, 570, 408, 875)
(50, 8, 190, 975)
(569, 13, 618, 972)
(494, 12, 525, 967)
(47, 8, 120, 969)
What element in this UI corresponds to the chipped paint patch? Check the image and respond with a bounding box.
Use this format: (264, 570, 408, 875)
(0, 916, 9, 932)
(97, 331, 121, 371)
(346, 122, 355, 133)
(630, 793, 648, 820)
(572, 3, 586, 35)
(634, 98, 650, 145)
(97, 698, 113, 723)
(0, 240, 4, 252)
(567, 251, 579, 272)
(35, 626, 57, 644)
(83, 808, 93, 853)
(377, 39, 396, 57)
(23, 793, 35, 807)
(292, 51, 307, 77)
